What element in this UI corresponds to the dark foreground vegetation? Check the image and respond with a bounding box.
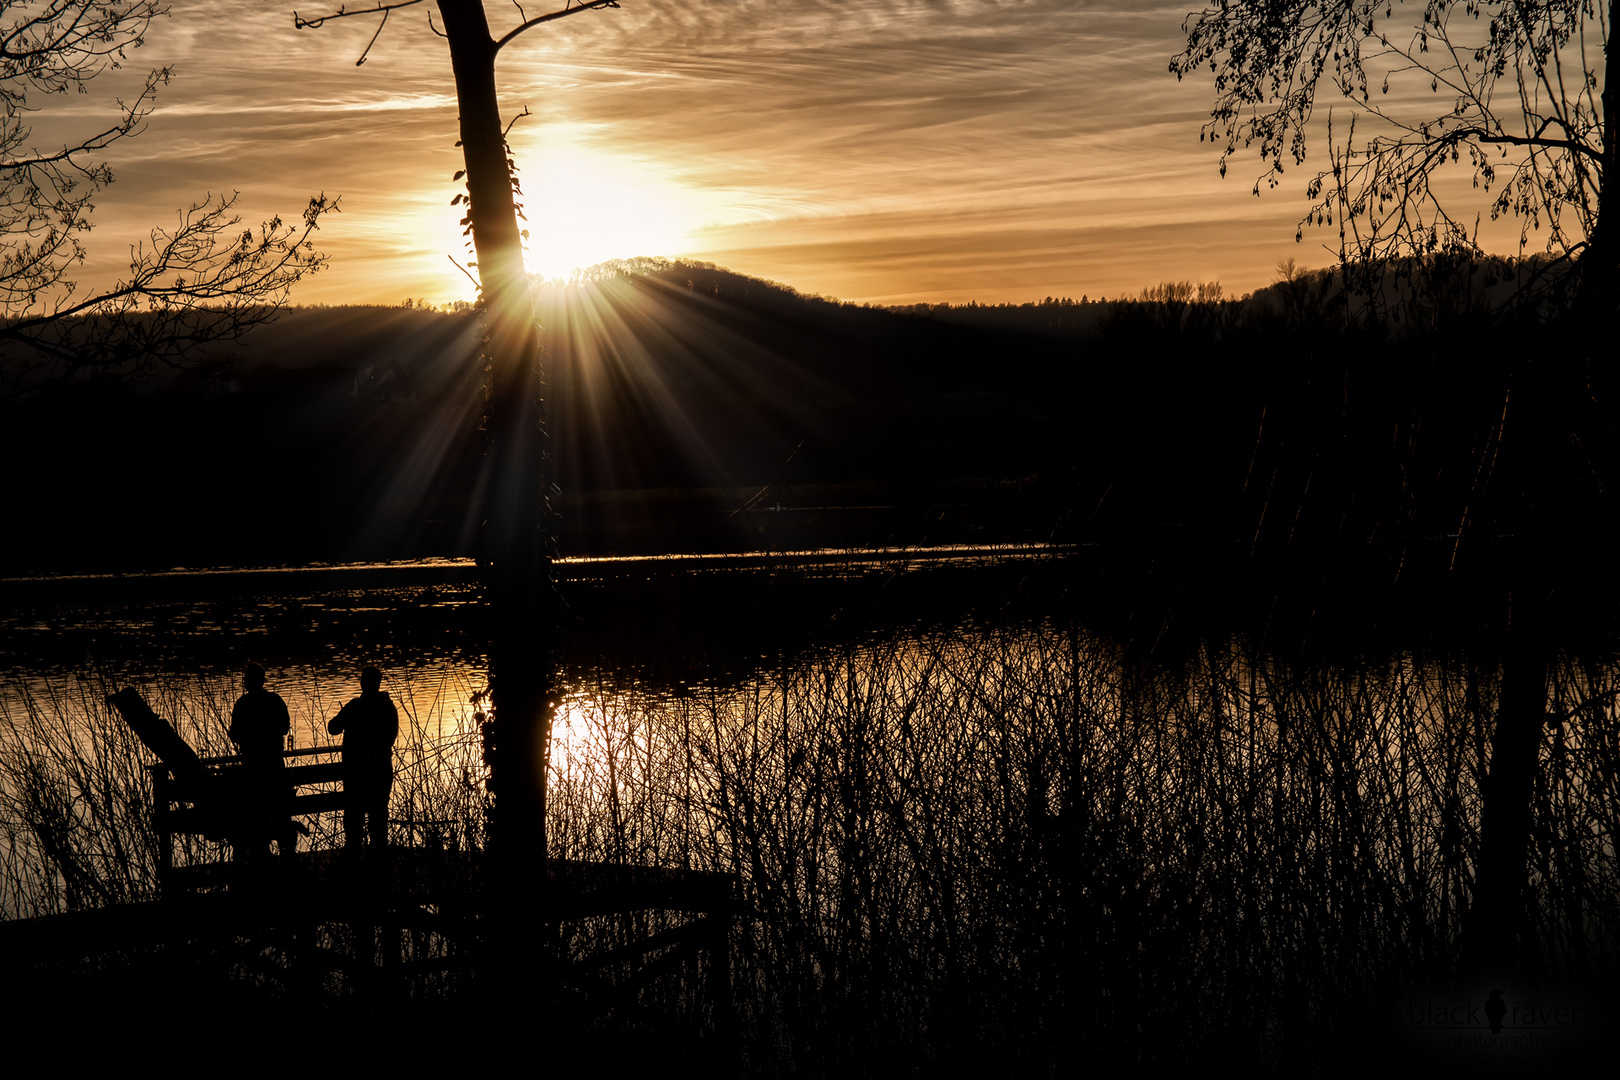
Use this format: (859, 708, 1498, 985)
(0, 565, 1614, 1072)
(1, 555, 1617, 1073)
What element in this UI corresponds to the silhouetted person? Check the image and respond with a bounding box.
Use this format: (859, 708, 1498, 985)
(328, 665, 398, 851)
(230, 662, 295, 862)
(1485, 989, 1506, 1034)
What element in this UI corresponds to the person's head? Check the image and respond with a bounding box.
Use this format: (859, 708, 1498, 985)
(361, 665, 382, 693)
(243, 662, 266, 691)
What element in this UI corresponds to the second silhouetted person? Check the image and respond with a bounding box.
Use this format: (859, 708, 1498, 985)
(230, 662, 296, 862)
(328, 665, 398, 850)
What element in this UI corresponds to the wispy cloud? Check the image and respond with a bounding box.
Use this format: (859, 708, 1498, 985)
(59, 1, 1329, 304)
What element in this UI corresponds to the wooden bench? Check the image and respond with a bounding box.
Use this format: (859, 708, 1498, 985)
(108, 688, 350, 892)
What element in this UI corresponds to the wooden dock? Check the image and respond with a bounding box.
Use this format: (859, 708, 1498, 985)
(1, 686, 738, 1062)
(1, 846, 737, 1044)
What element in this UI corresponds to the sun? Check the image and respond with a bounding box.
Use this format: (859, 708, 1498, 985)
(512, 134, 706, 282)
(413, 128, 724, 302)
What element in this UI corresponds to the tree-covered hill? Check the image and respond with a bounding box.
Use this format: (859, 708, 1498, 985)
(5, 253, 1611, 655)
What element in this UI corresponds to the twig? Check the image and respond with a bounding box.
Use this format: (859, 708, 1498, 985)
(293, 0, 426, 31)
(448, 253, 481, 291)
(494, 0, 619, 52)
(503, 106, 532, 138)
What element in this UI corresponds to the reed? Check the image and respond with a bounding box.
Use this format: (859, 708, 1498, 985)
(0, 674, 220, 917)
(546, 624, 1620, 1073)
(3, 622, 1617, 1074)
(0, 667, 490, 917)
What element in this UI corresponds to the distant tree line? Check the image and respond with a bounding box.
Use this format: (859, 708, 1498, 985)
(878, 251, 1569, 340)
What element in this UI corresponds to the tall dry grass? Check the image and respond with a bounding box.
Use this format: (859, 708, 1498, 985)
(4, 622, 1618, 1073)
(0, 668, 490, 918)
(546, 623, 1620, 1073)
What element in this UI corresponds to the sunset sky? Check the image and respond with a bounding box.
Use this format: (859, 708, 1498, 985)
(40, 0, 1536, 308)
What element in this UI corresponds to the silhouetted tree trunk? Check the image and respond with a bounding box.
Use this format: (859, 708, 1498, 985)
(1466, 364, 1560, 976)
(439, 0, 553, 867)
(1468, 545, 1550, 974)
(1581, 0, 1620, 311)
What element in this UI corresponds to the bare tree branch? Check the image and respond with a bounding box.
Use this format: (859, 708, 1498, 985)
(1, 194, 338, 393)
(2, 2, 336, 397)
(1172, 0, 1609, 285)
(292, 0, 426, 32)
(293, 0, 428, 64)
(494, 0, 618, 53)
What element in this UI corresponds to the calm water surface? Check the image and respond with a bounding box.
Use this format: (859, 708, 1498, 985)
(0, 547, 1066, 752)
